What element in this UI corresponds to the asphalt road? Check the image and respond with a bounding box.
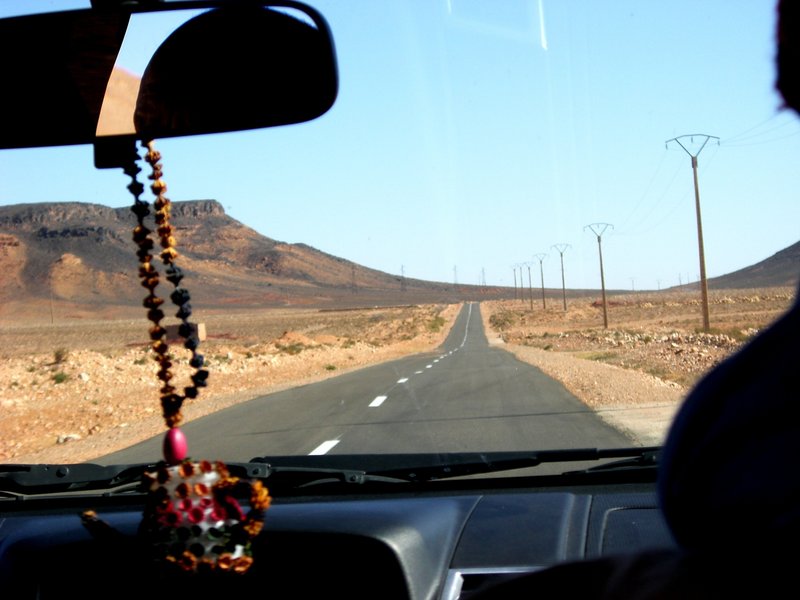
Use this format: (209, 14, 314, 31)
(99, 302, 631, 466)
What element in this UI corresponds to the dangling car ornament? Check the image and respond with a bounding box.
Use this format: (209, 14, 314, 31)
(81, 140, 270, 575)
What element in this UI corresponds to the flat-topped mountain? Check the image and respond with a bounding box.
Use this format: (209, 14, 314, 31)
(0, 200, 470, 316)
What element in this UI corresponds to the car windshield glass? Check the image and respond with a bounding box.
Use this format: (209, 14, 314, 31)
(0, 0, 797, 475)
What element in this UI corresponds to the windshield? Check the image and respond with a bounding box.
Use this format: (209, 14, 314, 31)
(0, 0, 797, 475)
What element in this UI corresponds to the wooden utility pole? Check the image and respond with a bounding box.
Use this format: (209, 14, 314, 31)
(526, 263, 533, 310)
(533, 253, 547, 310)
(666, 134, 718, 332)
(551, 244, 570, 311)
(585, 223, 613, 328)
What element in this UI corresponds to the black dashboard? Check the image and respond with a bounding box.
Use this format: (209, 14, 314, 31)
(0, 479, 676, 600)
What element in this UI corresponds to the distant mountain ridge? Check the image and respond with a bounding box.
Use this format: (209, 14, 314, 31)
(0, 200, 463, 312)
(0, 201, 797, 317)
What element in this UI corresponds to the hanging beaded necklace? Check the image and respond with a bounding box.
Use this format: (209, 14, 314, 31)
(81, 140, 270, 576)
(126, 141, 206, 459)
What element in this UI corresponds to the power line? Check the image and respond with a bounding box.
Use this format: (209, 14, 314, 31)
(721, 129, 800, 147)
(723, 112, 798, 144)
(616, 149, 668, 234)
(724, 113, 782, 142)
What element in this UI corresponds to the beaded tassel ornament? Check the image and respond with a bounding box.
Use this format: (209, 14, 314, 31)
(82, 140, 270, 575)
(129, 141, 207, 460)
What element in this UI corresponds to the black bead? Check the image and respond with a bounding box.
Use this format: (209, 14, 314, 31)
(130, 201, 150, 219)
(165, 265, 184, 285)
(171, 288, 191, 306)
(191, 370, 209, 387)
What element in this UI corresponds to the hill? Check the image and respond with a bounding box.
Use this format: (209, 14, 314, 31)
(707, 241, 800, 290)
(0, 200, 491, 318)
(1, 200, 796, 321)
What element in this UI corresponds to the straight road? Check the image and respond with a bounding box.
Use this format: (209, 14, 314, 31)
(100, 303, 631, 465)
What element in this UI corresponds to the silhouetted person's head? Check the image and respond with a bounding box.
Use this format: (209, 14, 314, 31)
(777, 0, 798, 113)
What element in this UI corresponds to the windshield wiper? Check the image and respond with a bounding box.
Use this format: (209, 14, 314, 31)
(560, 448, 660, 474)
(0, 447, 660, 497)
(251, 447, 662, 483)
(0, 463, 160, 496)
(0, 461, 406, 498)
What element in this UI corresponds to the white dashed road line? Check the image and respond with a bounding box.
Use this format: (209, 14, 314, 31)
(309, 440, 340, 455)
(369, 395, 388, 407)
(314, 303, 475, 455)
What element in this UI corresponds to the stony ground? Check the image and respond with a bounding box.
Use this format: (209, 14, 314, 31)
(0, 304, 461, 463)
(1, 288, 794, 463)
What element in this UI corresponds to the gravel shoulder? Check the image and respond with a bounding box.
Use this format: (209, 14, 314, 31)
(478, 291, 795, 446)
(483, 329, 684, 446)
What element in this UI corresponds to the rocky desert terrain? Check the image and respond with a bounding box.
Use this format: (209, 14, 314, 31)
(1, 286, 794, 464)
(0, 303, 461, 463)
(480, 287, 795, 445)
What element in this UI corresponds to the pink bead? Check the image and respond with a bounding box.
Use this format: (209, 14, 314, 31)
(163, 427, 188, 464)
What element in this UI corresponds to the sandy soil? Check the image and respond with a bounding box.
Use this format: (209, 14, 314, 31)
(1, 288, 794, 464)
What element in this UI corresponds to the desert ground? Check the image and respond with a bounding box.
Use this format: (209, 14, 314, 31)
(1, 287, 795, 464)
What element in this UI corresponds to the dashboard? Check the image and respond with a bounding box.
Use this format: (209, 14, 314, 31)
(0, 479, 675, 599)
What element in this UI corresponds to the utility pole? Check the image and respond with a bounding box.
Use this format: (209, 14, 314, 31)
(666, 134, 718, 332)
(512, 267, 517, 300)
(585, 223, 613, 328)
(526, 263, 533, 310)
(400, 265, 407, 292)
(519, 265, 526, 304)
(533, 253, 547, 310)
(551, 244, 570, 311)
(515, 264, 526, 304)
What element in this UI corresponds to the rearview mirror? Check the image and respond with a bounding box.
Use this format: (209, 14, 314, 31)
(0, 1, 337, 154)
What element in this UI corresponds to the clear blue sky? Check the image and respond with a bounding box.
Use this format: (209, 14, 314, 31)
(1, 1, 798, 291)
